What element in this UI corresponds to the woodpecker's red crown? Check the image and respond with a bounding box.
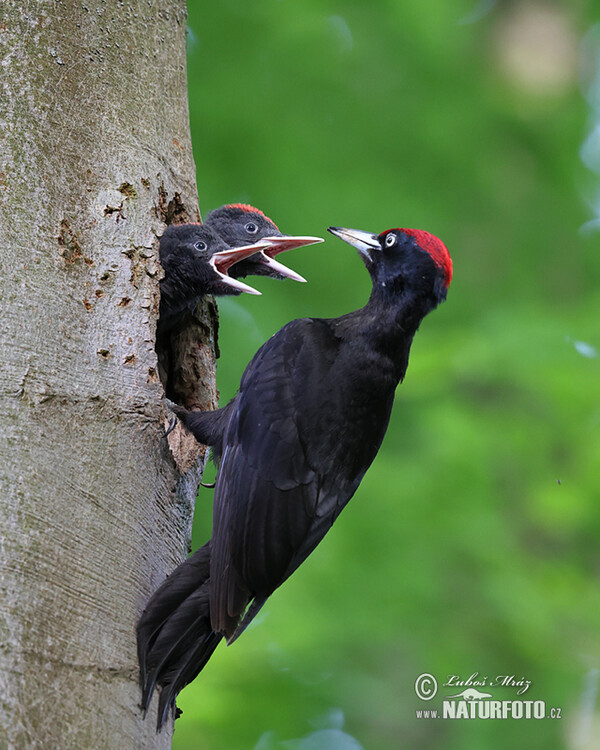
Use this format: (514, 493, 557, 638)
(380, 228, 452, 288)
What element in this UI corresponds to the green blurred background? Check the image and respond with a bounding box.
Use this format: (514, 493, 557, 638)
(174, 1, 600, 748)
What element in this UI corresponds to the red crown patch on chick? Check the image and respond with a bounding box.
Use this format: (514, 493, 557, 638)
(225, 204, 280, 231)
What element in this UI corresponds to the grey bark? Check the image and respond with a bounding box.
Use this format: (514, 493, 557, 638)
(0, 2, 216, 747)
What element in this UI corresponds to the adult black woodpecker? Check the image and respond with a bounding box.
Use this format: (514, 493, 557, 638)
(204, 203, 323, 283)
(157, 222, 269, 334)
(138, 225, 453, 729)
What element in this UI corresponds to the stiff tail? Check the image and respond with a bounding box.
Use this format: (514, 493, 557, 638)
(137, 542, 223, 730)
(137, 542, 211, 686)
(156, 628, 222, 729)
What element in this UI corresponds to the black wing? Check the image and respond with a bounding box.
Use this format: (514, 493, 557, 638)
(209, 318, 395, 639)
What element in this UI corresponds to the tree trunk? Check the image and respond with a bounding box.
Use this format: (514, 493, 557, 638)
(0, 2, 215, 747)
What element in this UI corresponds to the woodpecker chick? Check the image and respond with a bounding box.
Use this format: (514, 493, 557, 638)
(158, 223, 269, 333)
(205, 203, 323, 283)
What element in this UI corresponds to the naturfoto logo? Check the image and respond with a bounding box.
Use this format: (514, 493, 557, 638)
(414, 672, 562, 721)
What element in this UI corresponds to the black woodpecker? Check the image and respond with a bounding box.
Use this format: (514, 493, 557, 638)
(139, 225, 453, 728)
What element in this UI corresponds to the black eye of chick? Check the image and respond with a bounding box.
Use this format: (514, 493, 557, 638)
(384, 234, 397, 248)
(194, 240, 207, 251)
(245, 222, 258, 234)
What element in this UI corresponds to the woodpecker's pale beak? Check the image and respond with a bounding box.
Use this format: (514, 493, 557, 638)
(327, 227, 380, 261)
(209, 239, 272, 295)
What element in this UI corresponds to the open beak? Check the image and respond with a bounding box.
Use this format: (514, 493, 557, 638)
(209, 239, 272, 295)
(327, 227, 380, 261)
(259, 235, 324, 258)
(246, 235, 323, 283)
(255, 253, 307, 283)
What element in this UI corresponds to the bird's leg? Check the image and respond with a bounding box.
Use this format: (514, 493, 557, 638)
(162, 397, 183, 438)
(164, 415, 178, 438)
(200, 447, 216, 488)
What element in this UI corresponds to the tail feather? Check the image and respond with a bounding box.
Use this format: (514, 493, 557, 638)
(141, 585, 217, 715)
(156, 630, 222, 730)
(137, 533, 267, 730)
(137, 542, 223, 728)
(137, 543, 211, 686)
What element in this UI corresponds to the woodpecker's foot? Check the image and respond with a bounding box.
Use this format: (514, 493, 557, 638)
(163, 397, 183, 414)
(164, 415, 177, 438)
(163, 398, 185, 438)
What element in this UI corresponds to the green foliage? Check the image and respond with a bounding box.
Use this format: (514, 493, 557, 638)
(175, 2, 600, 748)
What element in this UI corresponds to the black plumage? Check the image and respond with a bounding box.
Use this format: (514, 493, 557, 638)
(158, 223, 267, 334)
(139, 225, 453, 728)
(137, 542, 220, 727)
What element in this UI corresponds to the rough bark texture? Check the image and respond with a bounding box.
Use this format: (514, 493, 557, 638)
(0, 2, 215, 747)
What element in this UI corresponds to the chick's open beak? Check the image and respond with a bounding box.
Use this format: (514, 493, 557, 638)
(209, 239, 273, 295)
(259, 235, 324, 258)
(252, 234, 323, 282)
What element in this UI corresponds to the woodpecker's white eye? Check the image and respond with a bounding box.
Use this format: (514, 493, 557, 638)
(194, 240, 207, 251)
(385, 233, 397, 248)
(245, 222, 258, 234)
